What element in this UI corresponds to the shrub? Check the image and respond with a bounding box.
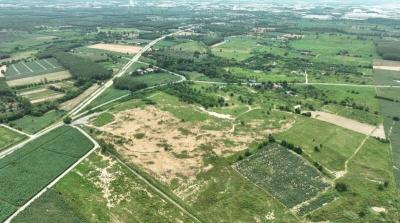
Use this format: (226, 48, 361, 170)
(335, 182, 348, 192)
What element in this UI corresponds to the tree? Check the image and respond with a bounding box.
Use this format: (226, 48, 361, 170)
(63, 116, 72, 124)
(335, 182, 348, 192)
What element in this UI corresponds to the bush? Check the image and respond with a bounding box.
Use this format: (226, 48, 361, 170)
(63, 117, 72, 124)
(335, 182, 348, 192)
(113, 77, 148, 92)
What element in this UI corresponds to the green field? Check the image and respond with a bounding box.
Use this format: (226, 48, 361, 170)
(9, 110, 65, 134)
(5, 58, 64, 80)
(373, 70, 400, 86)
(212, 36, 268, 61)
(92, 112, 114, 127)
(289, 33, 375, 66)
(236, 144, 330, 208)
(0, 126, 94, 221)
(129, 72, 181, 86)
(170, 41, 208, 53)
(12, 189, 83, 223)
(275, 117, 365, 171)
(84, 87, 130, 111)
(309, 138, 399, 222)
(52, 152, 195, 223)
(0, 126, 26, 151)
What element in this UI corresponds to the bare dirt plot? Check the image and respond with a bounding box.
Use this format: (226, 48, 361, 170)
(88, 43, 142, 54)
(310, 111, 385, 139)
(60, 84, 100, 111)
(94, 106, 280, 185)
(30, 94, 65, 104)
(6, 70, 72, 87)
(34, 35, 57, 41)
(373, 59, 400, 71)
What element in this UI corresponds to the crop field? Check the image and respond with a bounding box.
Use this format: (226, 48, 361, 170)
(12, 189, 82, 223)
(236, 144, 330, 208)
(0, 126, 26, 151)
(5, 58, 64, 80)
(0, 126, 94, 221)
(7, 70, 72, 87)
(275, 117, 365, 172)
(9, 110, 65, 134)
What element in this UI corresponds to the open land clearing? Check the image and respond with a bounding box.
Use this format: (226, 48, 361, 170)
(7, 70, 72, 87)
(373, 59, 400, 71)
(0, 126, 94, 221)
(88, 43, 142, 54)
(310, 111, 385, 139)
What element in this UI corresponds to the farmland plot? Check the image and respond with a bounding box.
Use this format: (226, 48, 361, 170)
(236, 144, 330, 208)
(5, 58, 64, 80)
(0, 126, 26, 151)
(0, 126, 94, 221)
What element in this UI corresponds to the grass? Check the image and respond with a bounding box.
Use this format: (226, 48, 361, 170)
(308, 138, 400, 222)
(129, 72, 180, 86)
(275, 117, 366, 171)
(170, 41, 208, 53)
(53, 151, 195, 223)
(225, 67, 305, 83)
(373, 69, 400, 86)
(186, 161, 298, 222)
(236, 144, 330, 208)
(92, 112, 114, 127)
(0, 126, 27, 151)
(212, 36, 268, 61)
(0, 126, 93, 221)
(12, 189, 83, 223)
(289, 33, 375, 66)
(9, 110, 65, 134)
(84, 87, 130, 111)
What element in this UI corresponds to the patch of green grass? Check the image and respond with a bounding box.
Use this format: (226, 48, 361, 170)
(54, 152, 195, 223)
(0, 200, 17, 222)
(85, 87, 130, 110)
(0, 126, 27, 151)
(129, 72, 180, 86)
(308, 139, 400, 222)
(171, 41, 208, 53)
(275, 117, 365, 171)
(12, 189, 83, 223)
(373, 70, 400, 86)
(225, 67, 305, 83)
(9, 110, 65, 134)
(236, 144, 330, 208)
(92, 112, 114, 127)
(212, 36, 268, 61)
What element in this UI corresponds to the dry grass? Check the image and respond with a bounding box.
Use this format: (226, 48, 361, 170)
(6, 70, 72, 87)
(60, 84, 100, 111)
(311, 111, 385, 138)
(373, 59, 400, 71)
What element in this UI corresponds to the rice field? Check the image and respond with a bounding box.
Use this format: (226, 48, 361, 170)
(5, 58, 64, 80)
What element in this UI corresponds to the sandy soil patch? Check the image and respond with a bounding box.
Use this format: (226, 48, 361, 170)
(311, 111, 385, 139)
(371, 207, 386, 213)
(60, 84, 100, 111)
(197, 106, 234, 120)
(373, 59, 400, 71)
(88, 43, 142, 54)
(7, 70, 72, 87)
(0, 65, 6, 78)
(96, 106, 275, 185)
